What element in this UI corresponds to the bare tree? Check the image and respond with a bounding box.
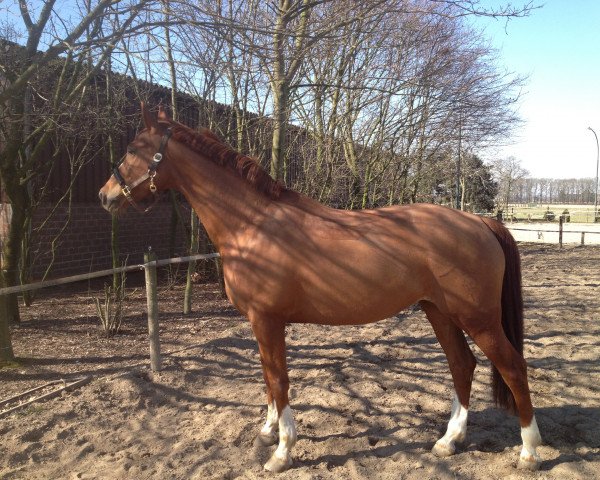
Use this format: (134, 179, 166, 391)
(492, 156, 529, 212)
(290, 1, 525, 209)
(0, 0, 162, 361)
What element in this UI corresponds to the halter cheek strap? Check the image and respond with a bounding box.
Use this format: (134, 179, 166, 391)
(113, 128, 172, 212)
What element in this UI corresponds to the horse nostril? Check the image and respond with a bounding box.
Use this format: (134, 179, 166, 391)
(99, 191, 107, 206)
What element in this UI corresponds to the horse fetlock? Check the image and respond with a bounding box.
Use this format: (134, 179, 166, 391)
(523, 427, 542, 449)
(261, 405, 296, 471)
(518, 415, 542, 470)
(260, 401, 279, 434)
(280, 431, 297, 448)
(433, 392, 467, 458)
(277, 406, 297, 447)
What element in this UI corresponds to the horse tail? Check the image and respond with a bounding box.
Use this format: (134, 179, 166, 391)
(481, 217, 524, 414)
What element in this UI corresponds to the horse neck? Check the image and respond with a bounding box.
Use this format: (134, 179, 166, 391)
(167, 143, 271, 251)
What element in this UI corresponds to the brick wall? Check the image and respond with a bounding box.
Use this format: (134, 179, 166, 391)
(27, 202, 190, 280)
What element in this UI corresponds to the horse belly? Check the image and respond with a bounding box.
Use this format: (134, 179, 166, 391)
(291, 257, 424, 326)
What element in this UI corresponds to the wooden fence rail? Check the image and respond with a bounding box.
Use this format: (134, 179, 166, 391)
(1, 251, 220, 371)
(0, 252, 220, 296)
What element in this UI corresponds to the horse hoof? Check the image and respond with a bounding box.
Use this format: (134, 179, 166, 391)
(264, 454, 292, 473)
(432, 441, 455, 457)
(255, 433, 278, 447)
(517, 454, 540, 471)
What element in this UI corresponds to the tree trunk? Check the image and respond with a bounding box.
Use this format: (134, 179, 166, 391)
(111, 213, 120, 289)
(361, 163, 372, 209)
(0, 294, 15, 363)
(168, 192, 180, 258)
(0, 180, 29, 326)
(107, 131, 120, 288)
(183, 211, 199, 314)
(270, 81, 288, 181)
(460, 175, 467, 211)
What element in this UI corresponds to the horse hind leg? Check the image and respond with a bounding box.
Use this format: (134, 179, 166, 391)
(421, 301, 477, 457)
(470, 323, 542, 470)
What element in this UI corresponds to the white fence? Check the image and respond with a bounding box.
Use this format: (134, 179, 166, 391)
(507, 222, 600, 245)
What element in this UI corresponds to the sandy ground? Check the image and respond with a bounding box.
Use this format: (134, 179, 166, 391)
(1, 243, 599, 480)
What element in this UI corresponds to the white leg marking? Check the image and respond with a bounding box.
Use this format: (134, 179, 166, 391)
(518, 416, 542, 470)
(264, 405, 297, 472)
(260, 400, 278, 437)
(432, 392, 468, 457)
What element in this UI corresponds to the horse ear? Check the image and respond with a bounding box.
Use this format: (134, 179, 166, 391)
(141, 102, 158, 131)
(157, 105, 172, 122)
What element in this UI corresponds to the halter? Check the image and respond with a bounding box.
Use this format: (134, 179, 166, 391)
(113, 128, 172, 213)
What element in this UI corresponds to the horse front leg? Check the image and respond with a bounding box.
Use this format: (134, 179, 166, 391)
(255, 365, 278, 447)
(251, 316, 297, 473)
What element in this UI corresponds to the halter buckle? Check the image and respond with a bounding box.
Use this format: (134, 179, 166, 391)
(149, 172, 157, 193)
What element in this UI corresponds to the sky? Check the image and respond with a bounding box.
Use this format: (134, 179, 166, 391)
(473, 1, 600, 179)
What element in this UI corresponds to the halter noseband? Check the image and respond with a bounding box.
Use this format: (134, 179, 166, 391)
(113, 128, 172, 213)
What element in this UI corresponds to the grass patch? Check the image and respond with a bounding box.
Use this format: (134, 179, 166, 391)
(507, 204, 597, 223)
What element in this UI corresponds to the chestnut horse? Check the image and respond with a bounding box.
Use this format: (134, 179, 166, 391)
(99, 105, 542, 472)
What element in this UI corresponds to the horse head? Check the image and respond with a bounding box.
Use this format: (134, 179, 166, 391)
(99, 103, 173, 214)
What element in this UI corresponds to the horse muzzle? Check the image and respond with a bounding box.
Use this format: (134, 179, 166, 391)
(99, 189, 124, 214)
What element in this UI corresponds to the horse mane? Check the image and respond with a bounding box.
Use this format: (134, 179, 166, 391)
(159, 120, 285, 200)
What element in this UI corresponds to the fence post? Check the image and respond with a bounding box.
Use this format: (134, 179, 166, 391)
(581, 231, 585, 246)
(144, 249, 161, 372)
(558, 216, 563, 249)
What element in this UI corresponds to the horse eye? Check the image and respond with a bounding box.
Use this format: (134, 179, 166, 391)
(127, 147, 137, 155)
